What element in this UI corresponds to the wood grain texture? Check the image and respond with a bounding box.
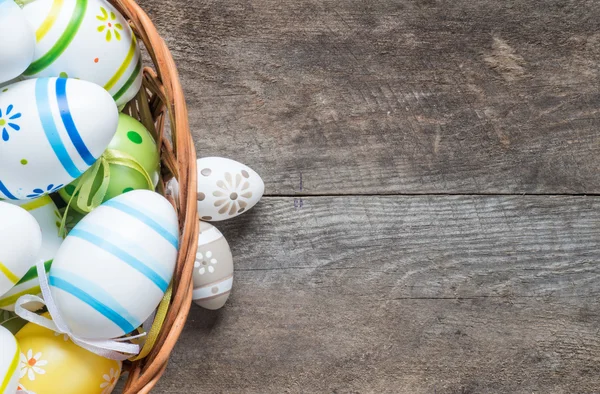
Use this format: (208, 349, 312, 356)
(126, 0, 600, 392)
(145, 196, 600, 393)
(138, 0, 600, 195)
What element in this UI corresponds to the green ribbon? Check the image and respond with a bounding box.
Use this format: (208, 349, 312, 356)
(13, 0, 37, 8)
(58, 149, 154, 237)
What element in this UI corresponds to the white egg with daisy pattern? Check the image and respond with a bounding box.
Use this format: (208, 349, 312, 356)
(21, 0, 143, 107)
(196, 157, 265, 221)
(193, 221, 234, 310)
(0, 78, 118, 201)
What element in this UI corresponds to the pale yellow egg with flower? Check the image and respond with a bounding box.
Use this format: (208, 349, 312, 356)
(15, 320, 121, 394)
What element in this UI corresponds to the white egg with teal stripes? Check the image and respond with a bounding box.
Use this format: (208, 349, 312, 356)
(49, 190, 179, 339)
(0, 326, 20, 394)
(0, 202, 42, 298)
(21, 0, 143, 107)
(0, 196, 63, 311)
(0, 0, 35, 84)
(0, 77, 118, 201)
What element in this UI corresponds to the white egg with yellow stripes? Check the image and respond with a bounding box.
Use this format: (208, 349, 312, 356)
(0, 203, 42, 298)
(0, 196, 63, 311)
(49, 190, 179, 339)
(0, 0, 35, 84)
(0, 325, 20, 394)
(193, 221, 234, 310)
(21, 0, 143, 107)
(0, 77, 118, 201)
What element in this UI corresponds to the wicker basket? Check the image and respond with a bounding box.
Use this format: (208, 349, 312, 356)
(108, 0, 199, 392)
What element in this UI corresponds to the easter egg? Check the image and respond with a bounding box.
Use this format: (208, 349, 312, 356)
(49, 190, 179, 339)
(196, 157, 265, 221)
(0, 203, 42, 297)
(58, 113, 160, 213)
(0, 325, 20, 394)
(193, 221, 233, 310)
(0, 197, 63, 311)
(16, 320, 121, 394)
(0, 77, 118, 200)
(22, 0, 143, 107)
(0, 0, 35, 84)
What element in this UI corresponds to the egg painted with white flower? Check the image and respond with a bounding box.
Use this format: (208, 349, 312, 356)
(193, 221, 233, 310)
(49, 190, 179, 339)
(15, 320, 121, 394)
(0, 0, 35, 84)
(0, 202, 42, 297)
(0, 325, 20, 394)
(0, 196, 63, 311)
(21, 0, 143, 107)
(196, 157, 264, 221)
(16, 384, 35, 394)
(0, 78, 118, 201)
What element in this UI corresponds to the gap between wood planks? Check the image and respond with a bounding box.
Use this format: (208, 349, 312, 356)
(265, 192, 600, 197)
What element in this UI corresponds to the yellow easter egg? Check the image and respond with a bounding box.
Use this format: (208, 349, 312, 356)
(15, 321, 121, 394)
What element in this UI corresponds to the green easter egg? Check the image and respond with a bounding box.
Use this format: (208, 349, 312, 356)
(58, 114, 160, 213)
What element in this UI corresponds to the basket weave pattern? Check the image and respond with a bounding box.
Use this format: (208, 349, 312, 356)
(108, 0, 198, 392)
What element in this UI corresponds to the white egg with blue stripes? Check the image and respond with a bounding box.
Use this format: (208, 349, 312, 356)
(0, 77, 118, 201)
(49, 190, 179, 339)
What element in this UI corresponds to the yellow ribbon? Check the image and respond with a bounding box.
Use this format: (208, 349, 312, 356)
(129, 283, 172, 361)
(58, 149, 154, 237)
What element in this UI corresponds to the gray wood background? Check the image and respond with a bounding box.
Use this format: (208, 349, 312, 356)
(136, 0, 600, 392)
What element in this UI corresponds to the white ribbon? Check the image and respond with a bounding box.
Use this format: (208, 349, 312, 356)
(14, 260, 143, 361)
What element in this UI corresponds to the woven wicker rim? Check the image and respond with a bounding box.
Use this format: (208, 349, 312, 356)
(107, 0, 198, 392)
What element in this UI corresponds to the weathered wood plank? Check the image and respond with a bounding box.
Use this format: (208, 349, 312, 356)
(147, 196, 600, 393)
(126, 1, 600, 392)
(139, 0, 600, 195)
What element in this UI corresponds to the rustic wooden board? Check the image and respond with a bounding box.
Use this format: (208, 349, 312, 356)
(127, 0, 600, 392)
(138, 0, 600, 195)
(145, 196, 600, 393)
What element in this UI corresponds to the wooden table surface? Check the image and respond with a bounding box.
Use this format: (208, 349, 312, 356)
(136, 0, 600, 392)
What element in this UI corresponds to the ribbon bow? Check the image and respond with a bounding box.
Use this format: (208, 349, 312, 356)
(59, 149, 154, 237)
(15, 260, 143, 361)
